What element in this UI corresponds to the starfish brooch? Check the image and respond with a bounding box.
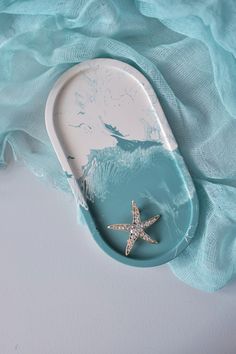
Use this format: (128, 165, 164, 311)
(107, 200, 160, 256)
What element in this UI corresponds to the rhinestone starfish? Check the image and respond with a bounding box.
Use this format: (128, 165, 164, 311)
(107, 200, 160, 256)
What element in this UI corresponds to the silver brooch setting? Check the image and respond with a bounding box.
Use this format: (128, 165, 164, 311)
(107, 200, 160, 256)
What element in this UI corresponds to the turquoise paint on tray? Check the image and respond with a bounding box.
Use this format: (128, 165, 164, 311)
(78, 140, 198, 267)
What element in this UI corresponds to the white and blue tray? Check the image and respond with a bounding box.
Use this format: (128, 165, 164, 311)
(45, 58, 198, 267)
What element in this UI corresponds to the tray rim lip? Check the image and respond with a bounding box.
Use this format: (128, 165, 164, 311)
(45, 57, 199, 267)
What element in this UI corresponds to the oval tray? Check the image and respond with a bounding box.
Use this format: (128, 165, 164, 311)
(45, 58, 198, 267)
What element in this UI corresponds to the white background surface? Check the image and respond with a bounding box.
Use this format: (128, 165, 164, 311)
(0, 161, 236, 354)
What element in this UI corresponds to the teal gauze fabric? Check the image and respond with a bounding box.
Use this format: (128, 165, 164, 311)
(1, 0, 236, 292)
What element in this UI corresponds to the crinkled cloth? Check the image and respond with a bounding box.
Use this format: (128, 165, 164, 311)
(1, 0, 236, 292)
